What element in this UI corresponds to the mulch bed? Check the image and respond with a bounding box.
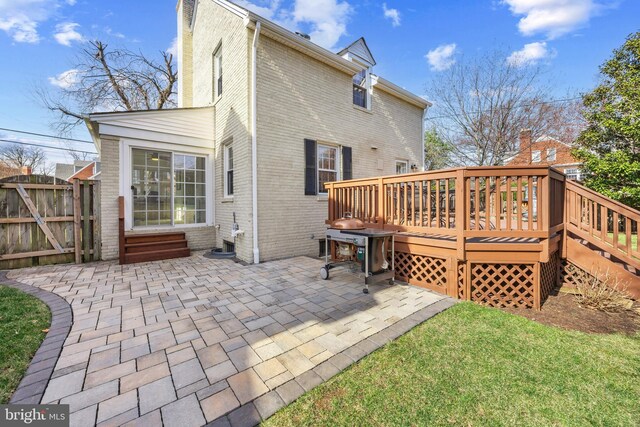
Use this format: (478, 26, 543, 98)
(501, 290, 640, 335)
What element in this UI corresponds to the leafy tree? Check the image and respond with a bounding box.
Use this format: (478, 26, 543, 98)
(575, 31, 640, 209)
(424, 128, 453, 170)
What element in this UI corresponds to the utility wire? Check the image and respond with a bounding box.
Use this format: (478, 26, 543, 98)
(0, 139, 97, 156)
(425, 96, 582, 121)
(0, 127, 95, 145)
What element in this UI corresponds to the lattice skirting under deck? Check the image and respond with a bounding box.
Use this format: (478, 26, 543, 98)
(393, 251, 562, 309)
(394, 252, 448, 292)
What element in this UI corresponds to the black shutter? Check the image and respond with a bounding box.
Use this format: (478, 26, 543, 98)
(304, 139, 317, 195)
(342, 146, 352, 181)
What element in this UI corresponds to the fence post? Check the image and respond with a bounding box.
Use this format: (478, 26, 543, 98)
(93, 182, 101, 261)
(72, 179, 82, 264)
(118, 196, 125, 265)
(455, 169, 465, 260)
(82, 181, 91, 263)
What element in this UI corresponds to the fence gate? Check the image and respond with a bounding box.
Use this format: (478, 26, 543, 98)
(0, 175, 100, 269)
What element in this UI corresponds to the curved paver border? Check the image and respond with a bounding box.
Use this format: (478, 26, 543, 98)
(0, 271, 73, 404)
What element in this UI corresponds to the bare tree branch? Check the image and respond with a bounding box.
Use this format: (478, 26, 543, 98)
(35, 39, 178, 134)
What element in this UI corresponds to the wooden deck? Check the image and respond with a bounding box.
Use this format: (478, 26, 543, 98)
(326, 166, 640, 309)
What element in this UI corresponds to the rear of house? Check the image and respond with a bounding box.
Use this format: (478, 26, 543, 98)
(87, 0, 428, 264)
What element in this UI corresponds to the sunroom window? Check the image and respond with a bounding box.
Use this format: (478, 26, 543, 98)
(131, 148, 206, 227)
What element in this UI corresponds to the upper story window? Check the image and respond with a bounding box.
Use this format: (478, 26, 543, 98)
(317, 144, 338, 194)
(546, 148, 557, 162)
(353, 68, 370, 109)
(532, 150, 541, 163)
(213, 47, 223, 100)
(224, 143, 233, 197)
(395, 160, 408, 175)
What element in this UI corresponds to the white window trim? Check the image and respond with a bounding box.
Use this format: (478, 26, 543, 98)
(395, 159, 409, 175)
(121, 138, 214, 231)
(532, 150, 541, 163)
(213, 45, 222, 101)
(317, 143, 340, 195)
(352, 59, 372, 111)
(546, 148, 557, 162)
(223, 143, 233, 199)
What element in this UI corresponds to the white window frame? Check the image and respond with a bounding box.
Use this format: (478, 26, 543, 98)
(352, 60, 372, 110)
(121, 138, 214, 231)
(317, 143, 340, 195)
(546, 148, 557, 162)
(395, 160, 409, 175)
(565, 168, 581, 181)
(532, 150, 541, 163)
(223, 143, 233, 198)
(213, 45, 222, 100)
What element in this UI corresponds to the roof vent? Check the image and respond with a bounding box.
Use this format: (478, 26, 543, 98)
(295, 32, 311, 40)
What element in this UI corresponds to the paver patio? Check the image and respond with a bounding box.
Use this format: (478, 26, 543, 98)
(8, 253, 453, 427)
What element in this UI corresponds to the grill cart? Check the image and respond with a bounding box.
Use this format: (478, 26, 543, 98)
(320, 215, 395, 294)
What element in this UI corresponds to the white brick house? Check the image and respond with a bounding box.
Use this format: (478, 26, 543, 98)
(87, 0, 430, 264)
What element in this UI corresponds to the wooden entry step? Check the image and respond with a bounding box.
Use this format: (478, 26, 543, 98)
(122, 232, 190, 264)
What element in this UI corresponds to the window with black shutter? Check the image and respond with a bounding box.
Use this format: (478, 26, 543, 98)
(304, 139, 317, 195)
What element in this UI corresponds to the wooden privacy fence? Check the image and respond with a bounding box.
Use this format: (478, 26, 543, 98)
(0, 175, 100, 269)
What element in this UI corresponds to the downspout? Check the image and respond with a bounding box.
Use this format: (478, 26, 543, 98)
(421, 106, 429, 171)
(251, 21, 261, 264)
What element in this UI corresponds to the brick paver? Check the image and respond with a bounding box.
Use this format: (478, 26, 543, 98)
(8, 253, 452, 426)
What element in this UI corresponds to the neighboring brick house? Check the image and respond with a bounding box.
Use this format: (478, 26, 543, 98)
(0, 163, 31, 179)
(507, 129, 583, 180)
(55, 161, 101, 181)
(86, 0, 430, 263)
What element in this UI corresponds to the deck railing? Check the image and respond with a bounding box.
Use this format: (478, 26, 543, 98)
(566, 180, 640, 270)
(326, 166, 566, 260)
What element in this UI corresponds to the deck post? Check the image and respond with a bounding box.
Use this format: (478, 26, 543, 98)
(541, 172, 551, 262)
(455, 169, 466, 260)
(328, 183, 335, 222)
(377, 178, 385, 228)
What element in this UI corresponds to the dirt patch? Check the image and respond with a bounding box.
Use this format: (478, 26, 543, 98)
(313, 386, 347, 411)
(501, 291, 640, 335)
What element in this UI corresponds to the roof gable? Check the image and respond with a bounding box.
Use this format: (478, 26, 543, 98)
(339, 37, 376, 66)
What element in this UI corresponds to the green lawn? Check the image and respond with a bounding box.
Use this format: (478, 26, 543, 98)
(607, 232, 638, 250)
(0, 285, 51, 403)
(264, 303, 640, 427)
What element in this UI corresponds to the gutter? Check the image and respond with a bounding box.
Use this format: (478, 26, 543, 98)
(421, 106, 429, 171)
(251, 21, 261, 264)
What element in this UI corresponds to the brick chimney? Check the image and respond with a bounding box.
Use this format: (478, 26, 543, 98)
(519, 129, 532, 150)
(20, 166, 32, 175)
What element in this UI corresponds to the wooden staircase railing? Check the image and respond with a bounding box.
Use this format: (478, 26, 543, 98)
(565, 179, 640, 272)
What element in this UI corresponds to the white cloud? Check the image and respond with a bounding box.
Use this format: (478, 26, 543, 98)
(502, 0, 602, 39)
(105, 26, 125, 39)
(0, 0, 57, 43)
(292, 0, 352, 49)
(426, 43, 457, 71)
(53, 22, 83, 46)
(48, 69, 80, 89)
(167, 36, 178, 57)
(65, 0, 76, 5)
(234, 0, 352, 49)
(382, 3, 401, 27)
(234, 0, 281, 20)
(507, 41, 555, 66)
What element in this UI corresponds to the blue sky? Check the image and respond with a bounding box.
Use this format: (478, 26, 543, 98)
(0, 0, 638, 164)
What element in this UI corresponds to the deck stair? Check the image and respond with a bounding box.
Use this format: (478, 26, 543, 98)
(122, 232, 190, 264)
(117, 197, 190, 265)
